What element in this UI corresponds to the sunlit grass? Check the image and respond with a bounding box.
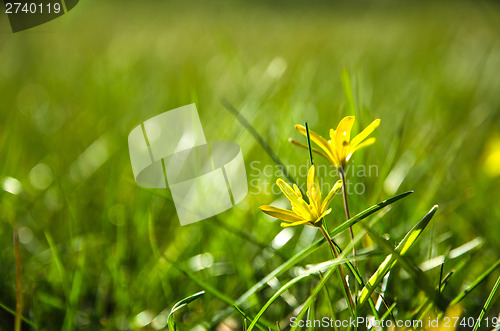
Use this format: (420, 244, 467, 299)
(1, 0, 500, 330)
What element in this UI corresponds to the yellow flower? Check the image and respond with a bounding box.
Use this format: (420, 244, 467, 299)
(260, 165, 342, 227)
(293, 116, 380, 168)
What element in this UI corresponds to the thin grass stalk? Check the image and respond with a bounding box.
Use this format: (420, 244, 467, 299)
(246, 256, 358, 331)
(472, 274, 500, 331)
(290, 263, 338, 331)
(449, 259, 500, 307)
(319, 224, 355, 312)
(0, 302, 35, 329)
(318, 271, 340, 331)
(220, 98, 297, 185)
(233, 305, 267, 331)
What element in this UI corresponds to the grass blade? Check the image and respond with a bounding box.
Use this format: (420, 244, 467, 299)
(211, 219, 289, 260)
(62, 240, 86, 331)
(358, 205, 450, 311)
(472, 274, 500, 331)
(380, 302, 396, 321)
(167, 291, 205, 331)
(318, 271, 339, 331)
(246, 257, 358, 331)
(44, 232, 70, 298)
(150, 210, 275, 331)
(416, 267, 459, 321)
(330, 191, 413, 238)
(290, 266, 337, 331)
(359, 206, 437, 306)
(0, 302, 36, 329)
(419, 238, 483, 272)
(220, 98, 296, 184)
(168, 259, 234, 307)
(170, 259, 276, 330)
(341, 68, 358, 116)
(450, 259, 500, 306)
(212, 191, 412, 326)
(358, 204, 437, 307)
(233, 305, 267, 331)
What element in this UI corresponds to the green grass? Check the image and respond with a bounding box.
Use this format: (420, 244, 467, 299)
(1, 0, 500, 330)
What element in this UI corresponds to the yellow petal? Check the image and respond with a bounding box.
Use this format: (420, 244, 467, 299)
(350, 118, 380, 149)
(293, 184, 302, 198)
(309, 187, 321, 213)
(321, 180, 342, 212)
(307, 165, 322, 212)
(347, 137, 376, 162)
(276, 178, 301, 205)
(278, 179, 313, 219)
(259, 205, 303, 223)
(295, 125, 336, 164)
(335, 116, 355, 160)
(318, 208, 332, 221)
(306, 165, 316, 195)
(329, 128, 336, 141)
(292, 202, 316, 221)
(281, 219, 311, 227)
(335, 116, 355, 143)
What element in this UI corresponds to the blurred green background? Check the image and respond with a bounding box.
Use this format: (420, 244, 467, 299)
(1, 0, 500, 330)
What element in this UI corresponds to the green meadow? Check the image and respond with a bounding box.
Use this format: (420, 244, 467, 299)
(1, 1, 500, 330)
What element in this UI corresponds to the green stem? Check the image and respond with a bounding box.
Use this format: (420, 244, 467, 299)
(319, 224, 355, 314)
(340, 166, 357, 269)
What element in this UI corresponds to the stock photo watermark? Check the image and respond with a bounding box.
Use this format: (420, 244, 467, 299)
(128, 104, 248, 226)
(249, 161, 379, 196)
(290, 316, 500, 329)
(2, 0, 80, 32)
